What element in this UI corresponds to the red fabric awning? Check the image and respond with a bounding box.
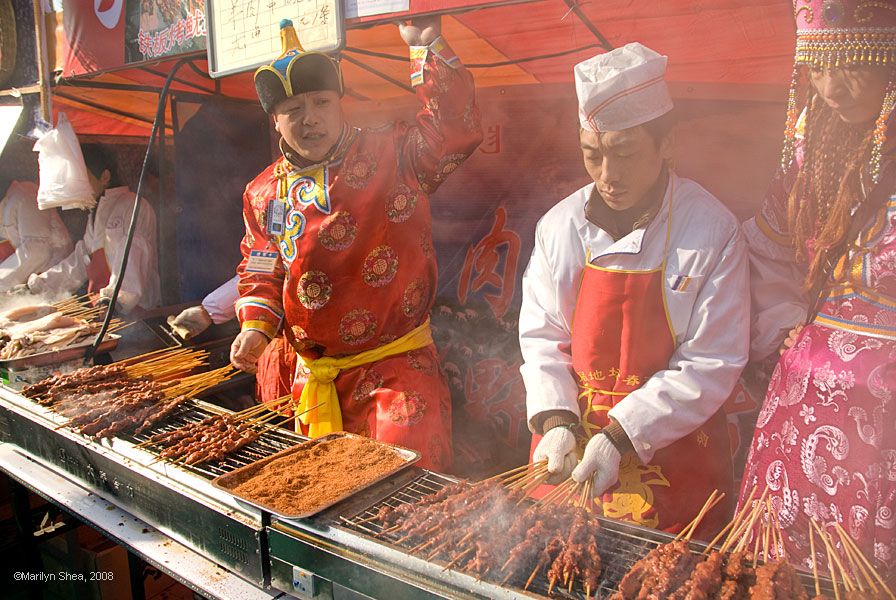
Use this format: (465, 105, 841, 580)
(53, 0, 797, 137)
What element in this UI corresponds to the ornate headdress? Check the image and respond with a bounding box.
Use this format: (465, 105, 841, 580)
(783, 1, 896, 181)
(254, 19, 343, 114)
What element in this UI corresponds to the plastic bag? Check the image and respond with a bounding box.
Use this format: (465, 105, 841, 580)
(33, 113, 96, 211)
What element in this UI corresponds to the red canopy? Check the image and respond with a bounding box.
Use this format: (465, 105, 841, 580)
(53, 0, 796, 137)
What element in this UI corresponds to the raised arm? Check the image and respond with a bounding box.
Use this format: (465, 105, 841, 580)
(398, 16, 483, 193)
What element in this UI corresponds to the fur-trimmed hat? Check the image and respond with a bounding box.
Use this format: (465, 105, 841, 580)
(254, 20, 343, 114)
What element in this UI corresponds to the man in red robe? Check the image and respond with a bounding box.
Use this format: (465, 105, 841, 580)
(230, 17, 482, 471)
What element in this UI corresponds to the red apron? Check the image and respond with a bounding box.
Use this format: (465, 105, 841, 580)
(532, 201, 733, 538)
(86, 248, 112, 295)
(0, 240, 14, 262)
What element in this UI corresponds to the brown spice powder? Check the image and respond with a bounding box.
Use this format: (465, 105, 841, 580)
(224, 435, 407, 516)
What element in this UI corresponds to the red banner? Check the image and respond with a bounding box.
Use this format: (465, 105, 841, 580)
(61, 0, 127, 77)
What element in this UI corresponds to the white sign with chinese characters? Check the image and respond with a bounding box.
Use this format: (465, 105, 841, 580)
(344, 0, 409, 19)
(205, 0, 345, 78)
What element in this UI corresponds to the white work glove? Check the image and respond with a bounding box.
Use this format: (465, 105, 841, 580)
(168, 306, 214, 339)
(532, 426, 577, 482)
(572, 433, 622, 496)
(7, 283, 31, 296)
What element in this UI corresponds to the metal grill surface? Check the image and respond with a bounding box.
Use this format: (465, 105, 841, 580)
(339, 472, 836, 600)
(120, 400, 304, 479)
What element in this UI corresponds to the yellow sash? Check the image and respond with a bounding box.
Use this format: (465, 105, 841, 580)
(296, 319, 433, 437)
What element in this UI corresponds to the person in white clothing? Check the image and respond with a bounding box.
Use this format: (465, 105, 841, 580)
(0, 179, 73, 292)
(520, 43, 749, 536)
(168, 275, 239, 339)
(25, 145, 160, 313)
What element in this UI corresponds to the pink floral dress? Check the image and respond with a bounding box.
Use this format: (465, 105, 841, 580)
(741, 162, 896, 581)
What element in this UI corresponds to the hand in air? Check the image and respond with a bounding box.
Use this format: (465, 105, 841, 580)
(398, 15, 441, 47)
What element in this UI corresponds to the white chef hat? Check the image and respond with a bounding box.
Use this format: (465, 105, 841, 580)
(575, 42, 673, 133)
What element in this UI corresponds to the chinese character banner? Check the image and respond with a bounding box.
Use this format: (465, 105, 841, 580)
(125, 0, 207, 64)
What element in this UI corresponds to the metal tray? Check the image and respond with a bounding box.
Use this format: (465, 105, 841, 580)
(211, 432, 420, 520)
(0, 333, 120, 369)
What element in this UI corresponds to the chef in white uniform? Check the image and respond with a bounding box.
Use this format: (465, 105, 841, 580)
(520, 43, 749, 536)
(26, 145, 160, 313)
(0, 179, 73, 292)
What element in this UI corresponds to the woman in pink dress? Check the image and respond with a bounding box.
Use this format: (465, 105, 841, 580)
(740, 0, 896, 582)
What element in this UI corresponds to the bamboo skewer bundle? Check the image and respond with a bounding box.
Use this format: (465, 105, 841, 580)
(808, 519, 895, 599)
(704, 487, 892, 600)
(160, 364, 236, 398)
(123, 347, 210, 379)
(674, 489, 725, 543)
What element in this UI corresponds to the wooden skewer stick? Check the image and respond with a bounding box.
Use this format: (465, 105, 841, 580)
(255, 402, 322, 433)
(543, 478, 576, 504)
(536, 477, 575, 506)
(482, 462, 538, 484)
(761, 500, 771, 563)
(712, 486, 756, 554)
(442, 547, 473, 571)
(381, 523, 404, 535)
(578, 478, 590, 508)
(809, 523, 822, 598)
(108, 320, 138, 333)
(769, 506, 785, 560)
(812, 520, 856, 592)
(559, 480, 583, 506)
(751, 518, 763, 567)
(502, 465, 543, 487)
(506, 464, 549, 489)
(511, 471, 549, 495)
(515, 473, 550, 505)
(424, 539, 453, 560)
(727, 487, 769, 554)
(234, 398, 286, 419)
(832, 525, 874, 592)
(814, 521, 841, 600)
(256, 415, 296, 434)
(676, 490, 720, 542)
(733, 493, 767, 553)
(500, 555, 515, 572)
(833, 522, 891, 597)
(409, 537, 436, 554)
(524, 559, 545, 590)
(832, 529, 871, 593)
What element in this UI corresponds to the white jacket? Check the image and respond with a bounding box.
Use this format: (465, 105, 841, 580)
(28, 187, 160, 312)
(202, 275, 239, 324)
(0, 181, 73, 291)
(519, 173, 750, 463)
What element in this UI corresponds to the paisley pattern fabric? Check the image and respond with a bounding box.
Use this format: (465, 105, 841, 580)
(741, 197, 896, 581)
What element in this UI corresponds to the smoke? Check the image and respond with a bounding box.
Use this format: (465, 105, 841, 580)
(0, 291, 81, 318)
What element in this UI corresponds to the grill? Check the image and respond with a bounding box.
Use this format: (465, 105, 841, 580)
(338, 471, 837, 599)
(0, 383, 842, 599)
(118, 399, 304, 479)
(0, 388, 278, 586)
